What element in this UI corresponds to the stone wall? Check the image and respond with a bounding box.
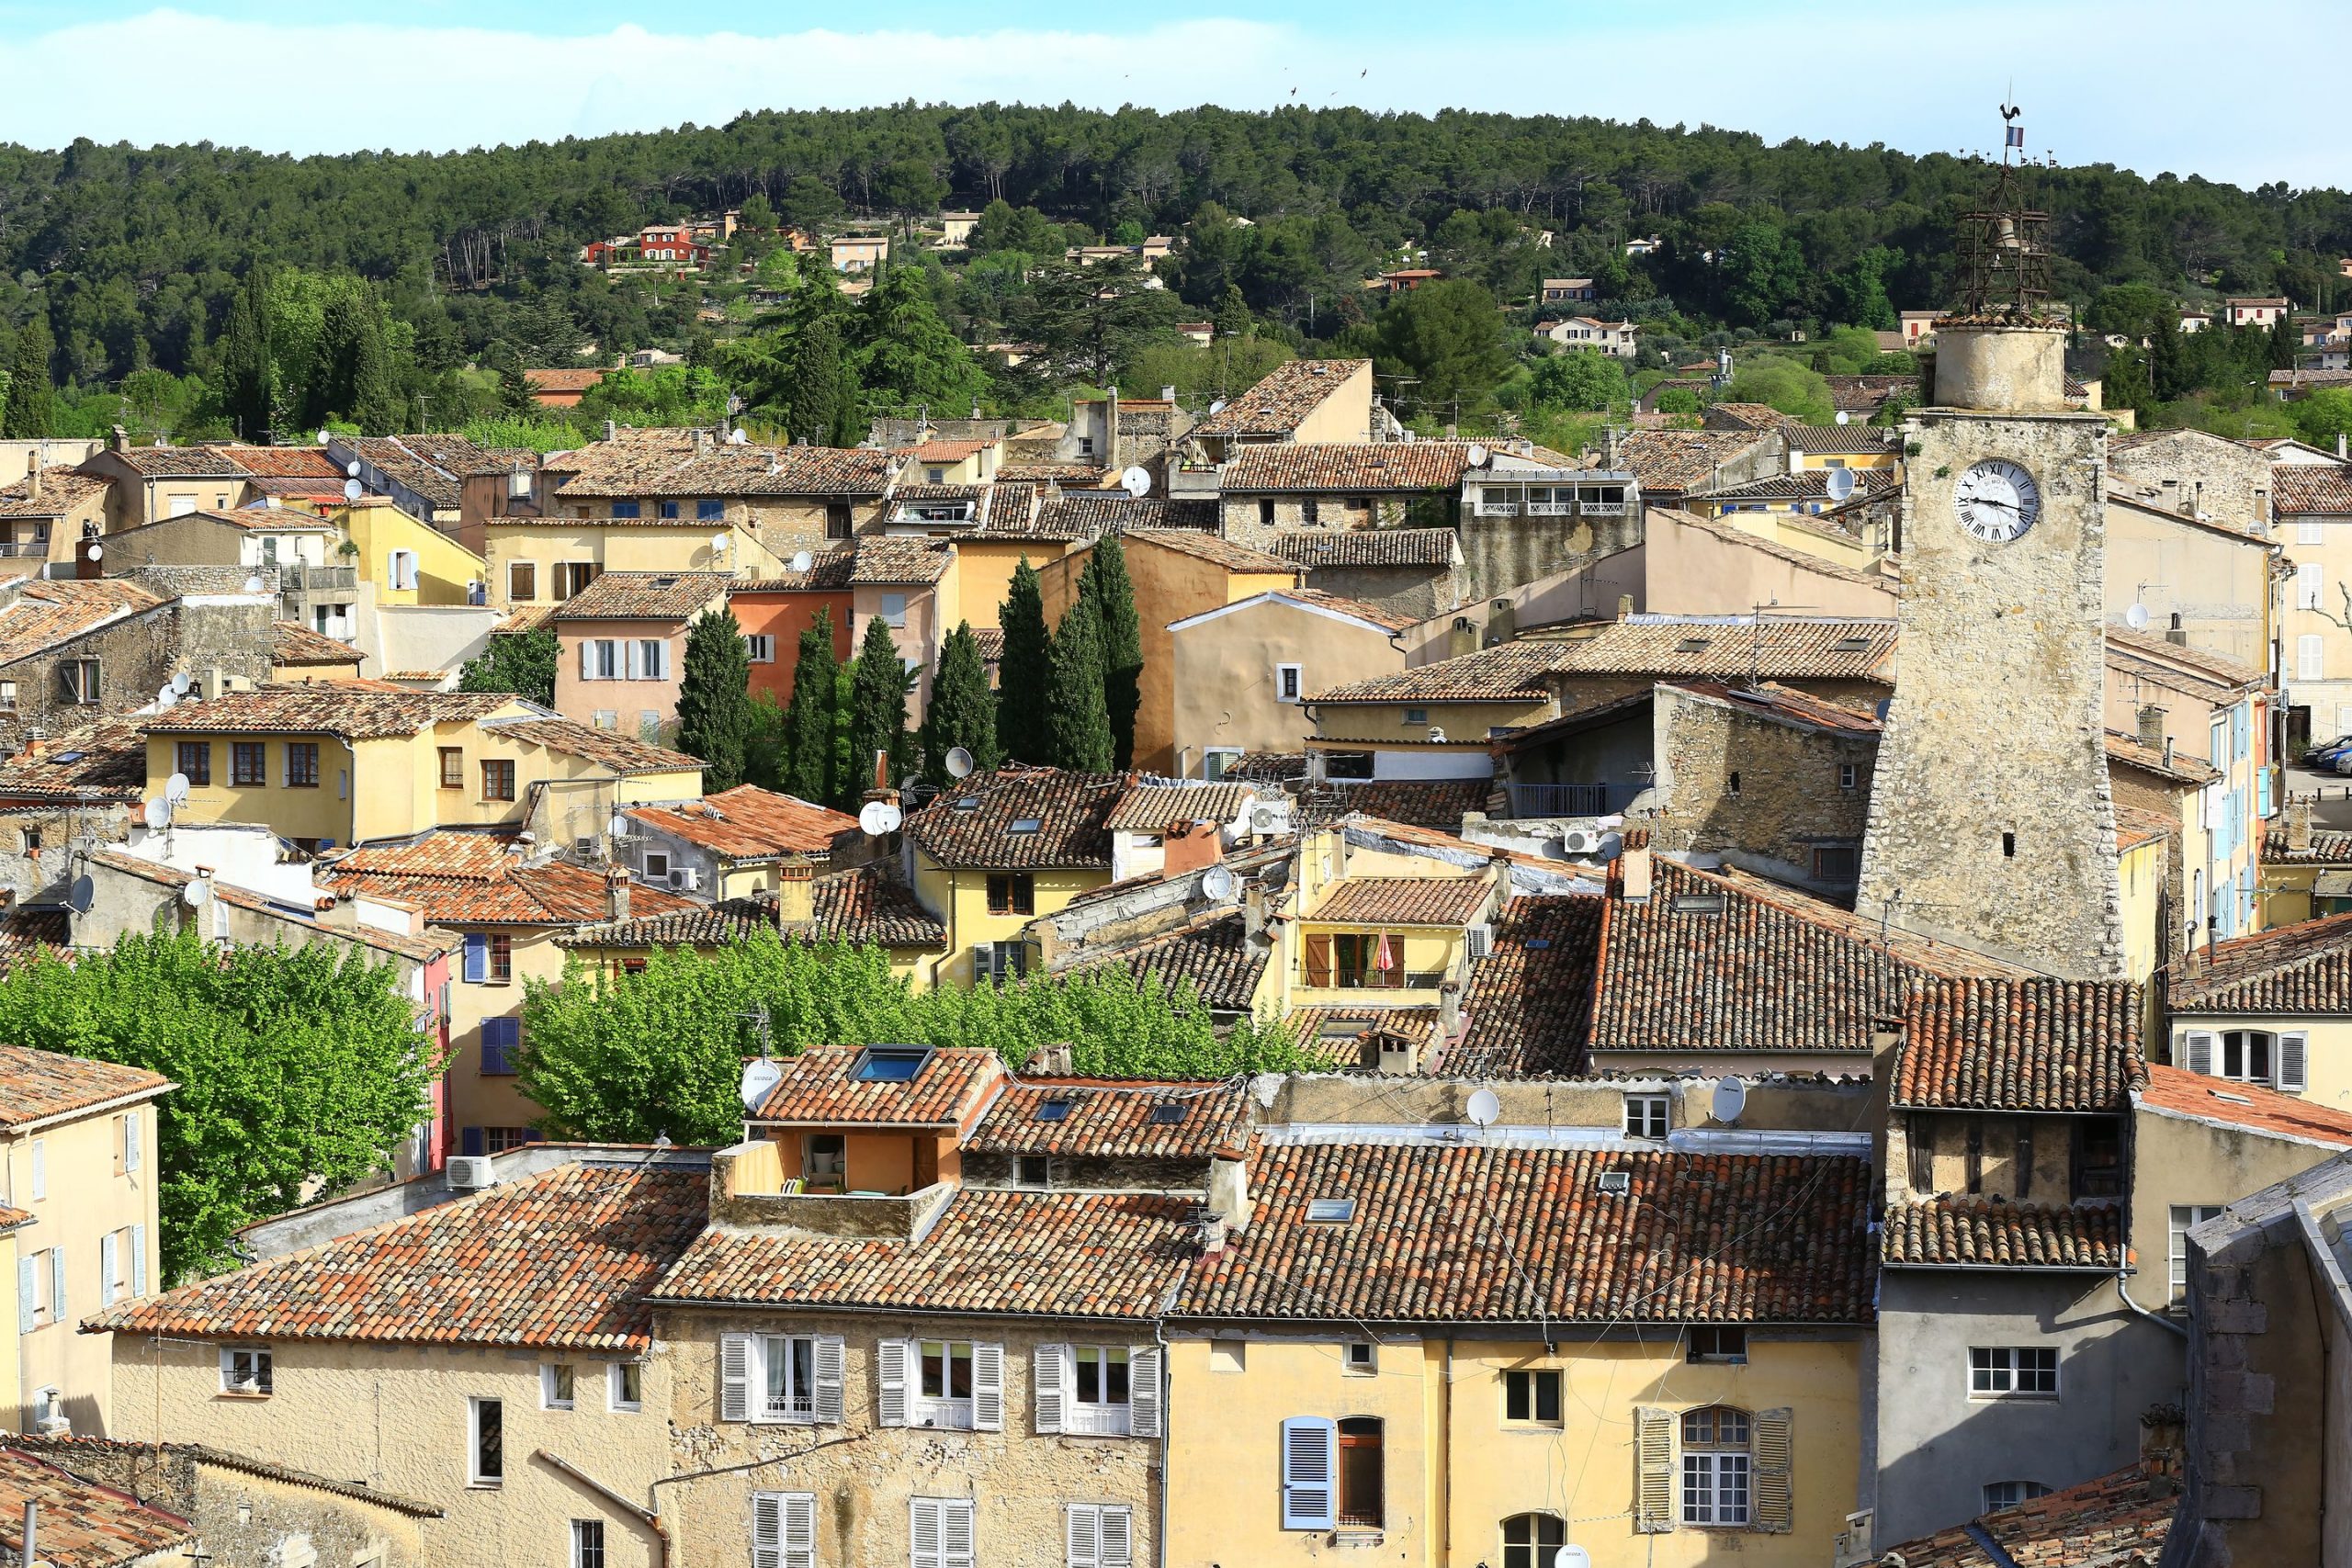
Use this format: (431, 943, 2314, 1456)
(0, 591, 274, 756)
(1455, 507, 1645, 604)
(1292, 560, 1455, 623)
(2109, 429, 2278, 536)
(1649, 684, 1876, 894)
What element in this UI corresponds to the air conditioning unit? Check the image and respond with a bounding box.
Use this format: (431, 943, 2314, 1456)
(1561, 828, 1600, 855)
(447, 1155, 497, 1191)
(1249, 803, 1290, 835)
(670, 867, 700, 891)
(573, 835, 599, 860)
(1465, 923, 1493, 961)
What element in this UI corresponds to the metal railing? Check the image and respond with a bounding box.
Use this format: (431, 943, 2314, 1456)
(1506, 782, 1645, 818)
(279, 563, 358, 592)
(1301, 968, 1454, 991)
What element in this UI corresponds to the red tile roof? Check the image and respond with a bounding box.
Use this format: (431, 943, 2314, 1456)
(2166, 912, 2352, 1015)
(2274, 464, 2352, 516)
(1302, 779, 1490, 830)
(484, 716, 702, 775)
(1880, 1461, 2177, 1567)
(1067, 910, 1270, 1014)
(1176, 1144, 1875, 1324)
(552, 868, 947, 953)
(1221, 443, 1477, 493)
(1309, 874, 1493, 926)
(1269, 527, 1460, 569)
(1894, 978, 2147, 1111)
(205, 445, 343, 479)
(551, 570, 728, 622)
(270, 620, 364, 667)
(1102, 782, 1258, 832)
(0, 1046, 172, 1131)
(140, 684, 516, 740)
(1881, 1197, 2125, 1270)
(0, 470, 110, 519)
(0, 1447, 195, 1568)
(0, 718, 152, 803)
(1309, 640, 1561, 704)
(553, 443, 895, 501)
(319, 834, 695, 928)
(1189, 359, 1368, 439)
(903, 767, 1123, 870)
(524, 368, 609, 394)
(1611, 429, 1772, 492)
(102, 445, 253, 478)
(1547, 615, 1897, 681)
(1442, 895, 1604, 1077)
(2260, 826, 2352, 865)
(964, 1079, 1250, 1158)
(751, 1043, 1001, 1125)
(626, 785, 857, 861)
(85, 1163, 707, 1350)
(2138, 1062, 2352, 1147)
(848, 537, 952, 586)
(729, 546, 858, 592)
(1125, 528, 1298, 575)
(0, 580, 166, 667)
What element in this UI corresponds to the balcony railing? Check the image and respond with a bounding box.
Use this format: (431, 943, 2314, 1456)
(279, 563, 357, 592)
(1506, 781, 1646, 818)
(0, 537, 51, 558)
(1301, 968, 1453, 991)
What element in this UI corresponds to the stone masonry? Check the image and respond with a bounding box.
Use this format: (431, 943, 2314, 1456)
(1648, 683, 1876, 894)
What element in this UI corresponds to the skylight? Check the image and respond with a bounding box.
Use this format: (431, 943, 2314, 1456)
(1675, 637, 1712, 653)
(954, 796, 981, 812)
(1035, 1097, 1075, 1122)
(850, 1045, 932, 1083)
(1671, 894, 1727, 916)
(1008, 818, 1044, 834)
(1306, 1198, 1357, 1224)
(1148, 1103, 1188, 1124)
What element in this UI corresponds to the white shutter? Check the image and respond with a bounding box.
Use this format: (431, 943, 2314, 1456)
(2301, 634, 2326, 682)
(941, 1499, 975, 1568)
(752, 1491, 784, 1568)
(130, 1224, 146, 1299)
(2184, 1030, 2215, 1077)
(17, 1256, 33, 1334)
(1067, 1505, 1102, 1568)
(1634, 1406, 1676, 1532)
(911, 1498, 943, 1568)
(1279, 1416, 1336, 1530)
(1753, 1407, 1794, 1532)
(1035, 1343, 1068, 1433)
(720, 1332, 754, 1422)
(581, 640, 595, 680)
(2301, 561, 2324, 610)
(50, 1246, 63, 1325)
(877, 1337, 909, 1427)
(1099, 1506, 1132, 1568)
(972, 1341, 1005, 1431)
(781, 1492, 817, 1568)
(625, 639, 642, 680)
(124, 1114, 140, 1173)
(99, 1232, 117, 1307)
(2280, 1032, 2310, 1093)
(813, 1335, 845, 1425)
(1128, 1347, 1162, 1438)
(650, 642, 670, 680)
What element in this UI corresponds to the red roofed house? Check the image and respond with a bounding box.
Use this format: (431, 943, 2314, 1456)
(620, 784, 859, 901)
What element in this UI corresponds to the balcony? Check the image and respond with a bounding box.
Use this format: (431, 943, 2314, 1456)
(1505, 781, 1646, 818)
(708, 1140, 956, 1239)
(279, 563, 357, 593)
(0, 537, 51, 558)
(1298, 968, 1453, 992)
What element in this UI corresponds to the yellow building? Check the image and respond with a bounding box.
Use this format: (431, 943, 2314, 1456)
(1169, 590, 1416, 779)
(481, 513, 780, 611)
(331, 495, 490, 606)
(900, 767, 1125, 988)
(3, 1045, 172, 1436)
(267, 620, 366, 683)
(2165, 911, 2352, 1111)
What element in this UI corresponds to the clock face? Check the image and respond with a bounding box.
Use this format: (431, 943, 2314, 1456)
(1954, 458, 2042, 543)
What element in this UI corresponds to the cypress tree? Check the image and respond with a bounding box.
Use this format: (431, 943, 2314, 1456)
(845, 612, 914, 795)
(1080, 536, 1144, 769)
(1046, 594, 1114, 773)
(311, 286, 367, 423)
(996, 558, 1054, 763)
(348, 305, 403, 435)
(782, 609, 841, 806)
(3, 315, 54, 439)
(220, 270, 273, 441)
(921, 622, 1001, 785)
(786, 314, 863, 447)
(674, 605, 754, 791)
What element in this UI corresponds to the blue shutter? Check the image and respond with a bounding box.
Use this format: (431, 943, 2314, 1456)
(481, 1018, 519, 1074)
(1280, 1416, 1338, 1530)
(460, 1126, 486, 1156)
(462, 934, 488, 983)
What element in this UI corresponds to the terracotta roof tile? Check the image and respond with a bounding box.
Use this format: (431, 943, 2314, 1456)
(270, 621, 363, 667)
(808, 865, 949, 947)
(1704, 401, 1800, 431)
(2167, 912, 2352, 1014)
(141, 684, 514, 740)
(1894, 978, 2148, 1111)
(550, 570, 727, 622)
(1611, 429, 1772, 493)
(2104, 622, 2264, 692)
(1442, 895, 1603, 1077)
(104, 445, 253, 478)
(0, 581, 166, 667)
(1269, 527, 1460, 569)
(1690, 468, 1902, 503)
(2138, 1062, 2352, 1148)
(627, 785, 856, 860)
(964, 1079, 1250, 1158)
(0, 1046, 171, 1131)
(1125, 529, 1298, 575)
(1175, 1144, 1875, 1323)
(553, 443, 894, 501)
(552, 867, 946, 951)
(0, 908, 69, 977)
(1310, 874, 1492, 926)
(1232, 587, 1421, 633)
(1222, 443, 1476, 493)
(1781, 423, 1901, 455)
(0, 717, 149, 802)
(1309, 641, 1561, 703)
(1286, 1004, 1440, 1066)
(85, 1163, 707, 1350)
(729, 546, 857, 592)
(751, 1043, 1000, 1125)
(903, 767, 1123, 870)
(484, 716, 702, 775)
(325, 829, 521, 879)
(1068, 910, 1270, 1014)
(320, 844, 694, 928)
(2274, 464, 2352, 516)
(1029, 495, 1219, 538)
(0, 1447, 195, 1568)
(1188, 359, 1369, 438)
(205, 445, 342, 479)
(1102, 782, 1258, 832)
(1545, 615, 1896, 682)
(1821, 374, 1919, 413)
(524, 368, 610, 393)
(2105, 729, 2220, 786)
(1662, 679, 1883, 733)
(850, 537, 952, 585)
(0, 470, 110, 518)
(1882, 1197, 2124, 1270)
(1301, 779, 1490, 832)
(1881, 1461, 2176, 1567)
(2260, 827, 2352, 865)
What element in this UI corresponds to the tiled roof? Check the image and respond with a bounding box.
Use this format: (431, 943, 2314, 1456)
(1704, 401, 1799, 431)
(104, 444, 252, 478)
(0, 1447, 195, 1568)
(1689, 468, 1901, 503)
(2104, 622, 2264, 692)
(0, 470, 109, 518)
(89, 849, 447, 964)
(1591, 859, 2025, 1058)
(1881, 1197, 2125, 1270)
(2260, 827, 2352, 865)
(550, 570, 728, 622)
(730, 546, 858, 592)
(0, 718, 150, 802)
(850, 537, 952, 585)
(1287, 1004, 1440, 1066)
(1781, 423, 1901, 455)
(1659, 679, 1883, 734)
(483, 716, 702, 775)
(1256, 586, 1423, 632)
(970, 627, 1005, 661)
(964, 1078, 1250, 1157)
(206, 445, 342, 478)
(1069, 910, 1269, 1014)
(85, 1164, 707, 1350)
(1269, 527, 1459, 569)
(1030, 495, 1219, 538)
(1611, 429, 1770, 492)
(1310, 874, 1491, 926)
(2104, 729, 2220, 786)
(325, 829, 520, 879)
(553, 867, 947, 951)
(2114, 804, 2174, 853)
(320, 840, 695, 928)
(2138, 1061, 2352, 1148)
(998, 462, 1108, 485)
(650, 1189, 1195, 1319)
(2167, 912, 2352, 1014)
(1188, 359, 1368, 438)
(1442, 895, 1604, 1077)
(2273, 464, 2352, 516)
(1175, 1144, 1874, 1324)
(627, 785, 856, 861)
(0, 580, 165, 667)
(1300, 779, 1490, 832)
(1820, 374, 1918, 413)
(270, 620, 363, 667)
(0, 1046, 172, 1131)
(525, 368, 610, 393)
(550, 897, 775, 950)
(1102, 782, 1257, 832)
(903, 437, 995, 463)
(0, 908, 69, 977)
(1309, 640, 1561, 704)
(554, 443, 895, 501)
(750, 1043, 999, 1125)
(141, 685, 514, 740)
(810, 865, 949, 947)
(1878, 1461, 2176, 1568)
(1221, 443, 1476, 493)
(1126, 528, 1298, 575)
(1894, 978, 2147, 1111)
(904, 767, 1122, 869)
(1546, 615, 1896, 682)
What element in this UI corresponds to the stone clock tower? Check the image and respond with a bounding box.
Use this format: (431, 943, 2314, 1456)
(1854, 147, 2125, 979)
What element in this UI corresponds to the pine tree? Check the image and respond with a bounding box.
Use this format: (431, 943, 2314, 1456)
(220, 269, 272, 441)
(3, 316, 54, 440)
(782, 609, 841, 806)
(921, 622, 1001, 785)
(995, 558, 1054, 763)
(674, 605, 754, 791)
(1080, 536, 1144, 769)
(1046, 595, 1114, 773)
(845, 613, 913, 795)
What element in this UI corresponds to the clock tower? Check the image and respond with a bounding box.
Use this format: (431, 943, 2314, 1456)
(1853, 126, 2125, 979)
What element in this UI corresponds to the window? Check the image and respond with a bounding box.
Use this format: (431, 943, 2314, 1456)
(481, 760, 515, 801)
(853, 1045, 932, 1082)
(220, 1345, 272, 1395)
(469, 1397, 503, 1485)
(910, 1497, 975, 1568)
(1812, 845, 1860, 884)
(1502, 1513, 1566, 1568)
(1301, 497, 1322, 525)
(1065, 1504, 1132, 1568)
(919, 1340, 976, 1424)
(556, 562, 602, 599)
(60, 659, 100, 705)
(1983, 1481, 2052, 1511)
(660, 501, 682, 520)
(117, 1111, 141, 1174)
(1969, 1346, 2059, 1399)
(571, 1520, 605, 1568)
(28, 1138, 43, 1201)
(746, 634, 776, 663)
(1504, 1369, 1562, 1425)
(1342, 1340, 1375, 1376)
(2170, 1205, 2225, 1303)
(879, 592, 909, 629)
(2301, 634, 2326, 682)
(480, 1127, 532, 1153)
(636, 639, 668, 680)
(232, 742, 266, 785)
(1403, 707, 1429, 726)
(1079, 435, 1096, 457)
(1688, 1326, 1747, 1363)
(611, 1361, 643, 1413)
(751, 1492, 818, 1568)
(2074, 1120, 2125, 1198)
(542, 1362, 576, 1410)
(1726, 769, 1741, 798)
(1680, 1406, 1751, 1526)
(643, 850, 672, 881)
(1838, 762, 1859, 791)
(175, 741, 211, 786)
(1623, 1092, 1669, 1140)
(0, 681, 15, 710)
(1337, 1416, 1384, 1528)
(388, 549, 419, 592)
(805, 1134, 847, 1184)
(1306, 1197, 1357, 1224)
(1277, 663, 1304, 703)
(611, 501, 641, 520)
(1281, 1416, 1337, 1529)
(764, 1334, 818, 1420)
(508, 561, 537, 602)
(24, 1247, 59, 1328)
(2301, 518, 2327, 546)
(488, 933, 514, 983)
(1016, 1155, 1051, 1188)
(100, 1224, 134, 1303)
(826, 504, 853, 539)
(987, 873, 1035, 916)
(1068, 1346, 1134, 1432)
(2301, 560, 2324, 610)
(283, 742, 320, 788)
(698, 501, 725, 523)
(1259, 497, 1276, 527)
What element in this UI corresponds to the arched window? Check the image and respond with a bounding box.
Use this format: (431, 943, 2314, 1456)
(1502, 1512, 1566, 1568)
(1337, 1416, 1384, 1528)
(1680, 1405, 1751, 1526)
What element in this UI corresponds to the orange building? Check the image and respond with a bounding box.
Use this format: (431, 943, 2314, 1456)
(729, 551, 856, 705)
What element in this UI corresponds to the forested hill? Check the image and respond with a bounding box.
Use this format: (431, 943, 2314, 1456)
(2, 102, 2347, 393)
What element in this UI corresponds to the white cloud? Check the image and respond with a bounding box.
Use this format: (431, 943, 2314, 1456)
(0, 5, 2333, 191)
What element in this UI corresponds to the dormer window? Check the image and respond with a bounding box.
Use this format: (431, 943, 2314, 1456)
(850, 1045, 932, 1083)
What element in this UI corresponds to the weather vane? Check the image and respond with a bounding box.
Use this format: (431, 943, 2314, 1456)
(1952, 97, 2053, 321)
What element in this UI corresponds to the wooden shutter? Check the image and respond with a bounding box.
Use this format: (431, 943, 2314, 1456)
(972, 1341, 1005, 1431)
(751, 1491, 783, 1568)
(99, 1231, 117, 1307)
(780, 1492, 816, 1568)
(130, 1224, 146, 1299)
(580, 640, 595, 681)
(877, 1337, 909, 1427)
(1098, 1506, 1132, 1568)
(17, 1256, 33, 1334)
(941, 1499, 975, 1568)
(1305, 933, 1334, 987)
(1035, 1343, 1068, 1433)
(2279, 1032, 2310, 1093)
(462, 934, 488, 984)
(1633, 1406, 1675, 1533)
(1128, 1347, 1163, 1438)
(910, 1499, 943, 1568)
(50, 1246, 63, 1325)
(813, 1336, 845, 1425)
(2183, 1030, 2214, 1076)
(1753, 1407, 1794, 1532)
(1280, 1416, 1337, 1530)
(124, 1113, 140, 1173)
(1067, 1505, 1102, 1568)
(719, 1332, 754, 1422)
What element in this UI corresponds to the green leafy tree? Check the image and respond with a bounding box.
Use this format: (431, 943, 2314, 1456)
(1654, 386, 1702, 415)
(783, 609, 842, 806)
(921, 622, 1000, 784)
(219, 269, 272, 441)
(1527, 348, 1628, 412)
(457, 626, 558, 706)
(845, 611, 913, 794)
(675, 605, 754, 790)
(996, 558, 1054, 763)
(0, 928, 441, 1280)
(1046, 594, 1114, 772)
(2101, 343, 2158, 422)
(1007, 257, 1182, 389)
(1718, 221, 1811, 328)
(1722, 356, 1836, 423)
(2293, 389, 2352, 451)
(1365, 278, 1512, 415)
(1080, 536, 1144, 768)
(858, 265, 989, 416)
(4, 315, 55, 439)
(1824, 247, 1902, 332)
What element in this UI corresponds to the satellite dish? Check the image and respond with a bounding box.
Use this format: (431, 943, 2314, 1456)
(729, 426, 749, 444)
(155, 687, 177, 709)
(142, 797, 171, 830)
(1207, 400, 1227, 415)
(243, 575, 265, 594)
(789, 550, 815, 574)
(85, 544, 103, 562)
(345, 459, 362, 479)
(859, 800, 903, 836)
(343, 479, 362, 502)
(165, 772, 191, 803)
(740, 1055, 785, 1112)
(1466, 442, 1490, 467)
(2125, 603, 2151, 631)
(1835, 410, 1851, 425)
(608, 813, 631, 839)
(1120, 466, 1151, 499)
(710, 533, 731, 553)
(1825, 468, 1858, 503)
(944, 746, 975, 780)
(171, 671, 192, 695)
(315, 429, 332, 446)
(1201, 864, 1238, 901)
(181, 878, 210, 908)
(67, 875, 94, 914)
(1711, 1077, 1748, 1125)
(1465, 1087, 1502, 1127)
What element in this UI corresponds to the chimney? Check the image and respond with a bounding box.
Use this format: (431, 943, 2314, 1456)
(604, 419, 619, 442)
(1437, 980, 1462, 1037)
(2290, 794, 2316, 854)
(2140, 1406, 2186, 1483)
(693, 427, 714, 457)
(1030, 1042, 1075, 1076)
(775, 860, 815, 926)
(2165, 610, 2188, 647)
(1160, 385, 1177, 403)
(2136, 704, 2166, 751)
(1620, 836, 1653, 902)
(1242, 882, 1269, 944)
(1616, 592, 1635, 621)
(605, 865, 631, 923)
(2340, 433, 2348, 461)
(1206, 1145, 1253, 1233)
(24, 451, 40, 503)
(2164, 737, 2177, 770)
(108, 423, 130, 454)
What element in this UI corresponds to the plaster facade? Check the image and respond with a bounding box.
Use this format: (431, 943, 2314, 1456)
(1168, 593, 1408, 780)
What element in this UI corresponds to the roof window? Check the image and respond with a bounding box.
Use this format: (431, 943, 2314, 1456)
(1670, 894, 1726, 916)
(1035, 1097, 1076, 1122)
(1675, 637, 1712, 653)
(1831, 635, 1875, 652)
(954, 795, 981, 812)
(1595, 1170, 1633, 1196)
(1524, 937, 1552, 951)
(650, 576, 677, 588)
(850, 1045, 933, 1083)
(1148, 1103, 1188, 1124)
(1306, 1197, 1357, 1224)
(1009, 818, 1044, 834)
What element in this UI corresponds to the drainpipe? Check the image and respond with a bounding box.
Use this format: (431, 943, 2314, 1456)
(2115, 1268, 2188, 1339)
(1155, 1310, 1174, 1568)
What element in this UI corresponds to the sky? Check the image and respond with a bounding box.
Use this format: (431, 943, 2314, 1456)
(0, 0, 2335, 192)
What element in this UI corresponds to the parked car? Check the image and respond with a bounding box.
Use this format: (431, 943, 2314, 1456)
(2306, 733, 2352, 770)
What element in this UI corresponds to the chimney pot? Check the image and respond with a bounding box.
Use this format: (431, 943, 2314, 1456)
(2136, 703, 2166, 751)
(604, 419, 618, 442)
(605, 864, 631, 923)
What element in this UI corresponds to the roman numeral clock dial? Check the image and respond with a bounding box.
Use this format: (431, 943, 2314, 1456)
(1954, 458, 2042, 543)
